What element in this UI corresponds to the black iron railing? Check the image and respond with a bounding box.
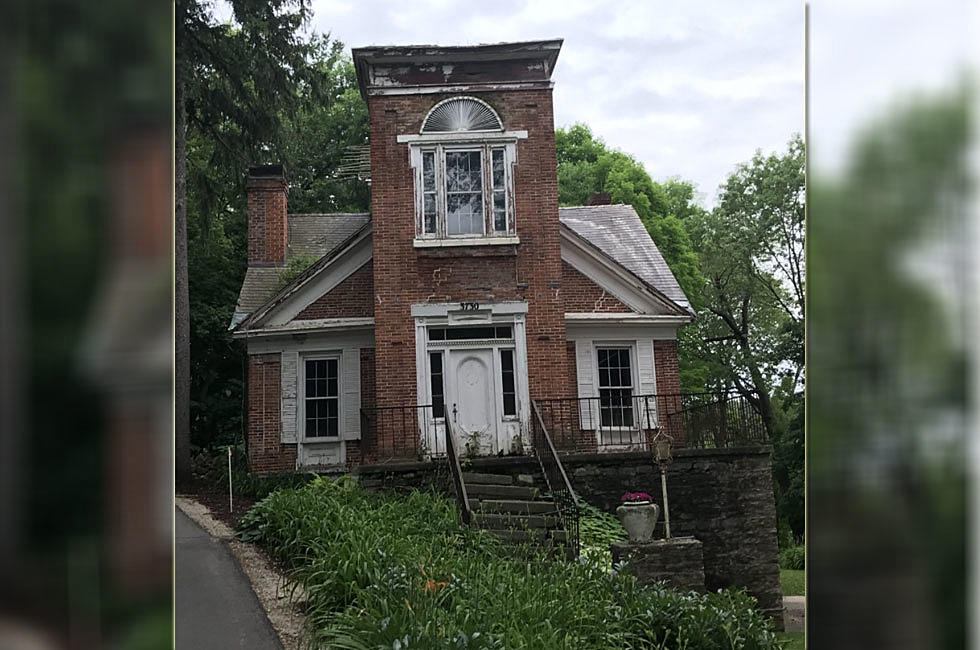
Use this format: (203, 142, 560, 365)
(530, 401, 579, 558)
(444, 415, 472, 525)
(533, 393, 686, 453)
(667, 392, 768, 449)
(359, 404, 439, 461)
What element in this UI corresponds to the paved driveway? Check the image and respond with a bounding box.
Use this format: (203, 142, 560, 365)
(175, 508, 282, 649)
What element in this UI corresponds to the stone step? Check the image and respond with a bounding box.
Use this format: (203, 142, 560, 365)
(485, 528, 547, 544)
(477, 499, 557, 515)
(473, 513, 559, 530)
(467, 484, 540, 500)
(462, 472, 513, 486)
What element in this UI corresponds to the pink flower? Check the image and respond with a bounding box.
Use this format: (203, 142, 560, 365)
(621, 491, 653, 502)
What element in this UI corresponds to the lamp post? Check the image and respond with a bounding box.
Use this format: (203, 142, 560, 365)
(652, 430, 673, 539)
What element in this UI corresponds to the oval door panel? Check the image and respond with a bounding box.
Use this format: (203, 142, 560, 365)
(453, 351, 495, 452)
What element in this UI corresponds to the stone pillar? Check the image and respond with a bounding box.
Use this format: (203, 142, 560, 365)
(611, 537, 706, 593)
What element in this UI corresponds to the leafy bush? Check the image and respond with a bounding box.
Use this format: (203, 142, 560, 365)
(779, 545, 805, 570)
(577, 501, 627, 569)
(238, 477, 782, 649)
(191, 444, 314, 499)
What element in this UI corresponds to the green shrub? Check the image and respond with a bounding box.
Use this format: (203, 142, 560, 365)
(237, 477, 782, 649)
(577, 501, 627, 570)
(779, 545, 805, 570)
(191, 444, 314, 499)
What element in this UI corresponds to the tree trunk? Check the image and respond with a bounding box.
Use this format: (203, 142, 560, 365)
(175, 68, 192, 484)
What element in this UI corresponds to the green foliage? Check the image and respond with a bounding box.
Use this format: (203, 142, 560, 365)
(779, 570, 805, 598)
(180, 1, 370, 450)
(779, 546, 805, 571)
(238, 479, 782, 649)
(275, 253, 320, 290)
(577, 501, 627, 569)
(191, 444, 314, 500)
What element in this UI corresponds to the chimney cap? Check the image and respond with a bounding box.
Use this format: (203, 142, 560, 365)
(248, 163, 285, 179)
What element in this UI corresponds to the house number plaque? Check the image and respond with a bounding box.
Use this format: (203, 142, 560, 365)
(459, 302, 480, 311)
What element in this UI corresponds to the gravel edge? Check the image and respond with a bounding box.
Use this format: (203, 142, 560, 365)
(176, 496, 307, 650)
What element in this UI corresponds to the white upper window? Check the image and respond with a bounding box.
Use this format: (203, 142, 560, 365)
(406, 97, 521, 245)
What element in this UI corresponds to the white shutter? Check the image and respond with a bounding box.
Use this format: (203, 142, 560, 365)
(342, 348, 361, 440)
(635, 339, 658, 428)
(575, 340, 599, 429)
(280, 351, 299, 443)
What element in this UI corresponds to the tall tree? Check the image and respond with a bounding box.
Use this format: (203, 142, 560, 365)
(687, 135, 805, 434)
(175, 0, 328, 480)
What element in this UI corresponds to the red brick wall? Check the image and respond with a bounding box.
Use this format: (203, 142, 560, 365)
(561, 261, 632, 313)
(357, 348, 376, 464)
(369, 89, 568, 456)
(654, 339, 685, 444)
(295, 261, 374, 320)
(247, 353, 296, 473)
(247, 177, 288, 266)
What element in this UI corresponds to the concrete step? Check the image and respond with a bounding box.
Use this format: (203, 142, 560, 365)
(473, 513, 559, 530)
(462, 472, 513, 486)
(477, 499, 557, 515)
(467, 484, 540, 500)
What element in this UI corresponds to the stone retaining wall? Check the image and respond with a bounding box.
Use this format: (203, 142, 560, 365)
(352, 446, 782, 625)
(611, 537, 706, 593)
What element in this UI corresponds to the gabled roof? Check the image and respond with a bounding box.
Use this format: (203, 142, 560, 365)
(558, 204, 691, 311)
(231, 204, 692, 329)
(231, 213, 369, 327)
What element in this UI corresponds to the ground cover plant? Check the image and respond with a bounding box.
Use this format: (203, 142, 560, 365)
(238, 476, 782, 649)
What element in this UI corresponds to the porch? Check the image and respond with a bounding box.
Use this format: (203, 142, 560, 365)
(359, 391, 768, 462)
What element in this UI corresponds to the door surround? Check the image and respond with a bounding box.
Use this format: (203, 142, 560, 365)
(412, 301, 530, 457)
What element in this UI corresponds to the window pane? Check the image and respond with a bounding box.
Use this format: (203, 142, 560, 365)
(493, 190, 507, 232)
(597, 347, 634, 427)
(447, 193, 483, 235)
(422, 151, 435, 192)
(429, 328, 446, 341)
(492, 148, 505, 187)
(446, 151, 482, 192)
(430, 352, 444, 419)
(423, 193, 437, 234)
(500, 349, 516, 416)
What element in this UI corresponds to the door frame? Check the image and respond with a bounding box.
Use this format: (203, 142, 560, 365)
(412, 301, 530, 458)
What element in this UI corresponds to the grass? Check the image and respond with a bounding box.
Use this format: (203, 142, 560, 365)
(780, 569, 806, 597)
(238, 476, 785, 649)
(777, 630, 805, 649)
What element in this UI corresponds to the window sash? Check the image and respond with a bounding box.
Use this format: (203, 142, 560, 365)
(416, 144, 512, 239)
(304, 358, 340, 439)
(596, 347, 634, 428)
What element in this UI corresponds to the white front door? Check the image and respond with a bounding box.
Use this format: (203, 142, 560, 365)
(446, 348, 498, 455)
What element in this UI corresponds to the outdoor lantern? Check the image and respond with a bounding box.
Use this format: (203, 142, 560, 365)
(650, 430, 674, 539)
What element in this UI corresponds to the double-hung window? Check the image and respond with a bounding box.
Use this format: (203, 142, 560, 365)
(418, 144, 514, 239)
(304, 358, 339, 438)
(406, 96, 520, 244)
(597, 347, 634, 428)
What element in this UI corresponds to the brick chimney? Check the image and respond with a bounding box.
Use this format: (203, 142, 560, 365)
(246, 164, 288, 266)
(587, 192, 611, 206)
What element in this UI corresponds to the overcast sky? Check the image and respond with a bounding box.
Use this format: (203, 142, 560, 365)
(215, 0, 803, 207)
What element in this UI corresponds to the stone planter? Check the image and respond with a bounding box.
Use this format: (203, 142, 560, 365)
(616, 501, 660, 542)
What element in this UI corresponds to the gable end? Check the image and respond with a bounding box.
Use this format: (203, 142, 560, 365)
(295, 260, 374, 320)
(561, 260, 634, 313)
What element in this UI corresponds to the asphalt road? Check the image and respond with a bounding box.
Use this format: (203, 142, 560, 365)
(175, 508, 282, 649)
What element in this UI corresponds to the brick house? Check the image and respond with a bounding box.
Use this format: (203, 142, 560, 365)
(230, 40, 697, 473)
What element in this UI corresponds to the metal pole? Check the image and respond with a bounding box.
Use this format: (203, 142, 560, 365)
(660, 463, 671, 539)
(228, 445, 234, 513)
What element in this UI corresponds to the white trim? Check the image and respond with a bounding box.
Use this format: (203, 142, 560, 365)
(411, 301, 528, 318)
(234, 317, 375, 339)
(369, 82, 554, 97)
(565, 313, 691, 326)
(413, 235, 520, 248)
(560, 228, 687, 316)
(248, 231, 373, 328)
(298, 352, 343, 442)
(420, 96, 503, 134)
(397, 130, 528, 144)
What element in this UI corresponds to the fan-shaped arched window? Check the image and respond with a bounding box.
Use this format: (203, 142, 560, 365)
(421, 97, 503, 133)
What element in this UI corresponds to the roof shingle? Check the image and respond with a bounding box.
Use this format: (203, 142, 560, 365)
(231, 205, 689, 327)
